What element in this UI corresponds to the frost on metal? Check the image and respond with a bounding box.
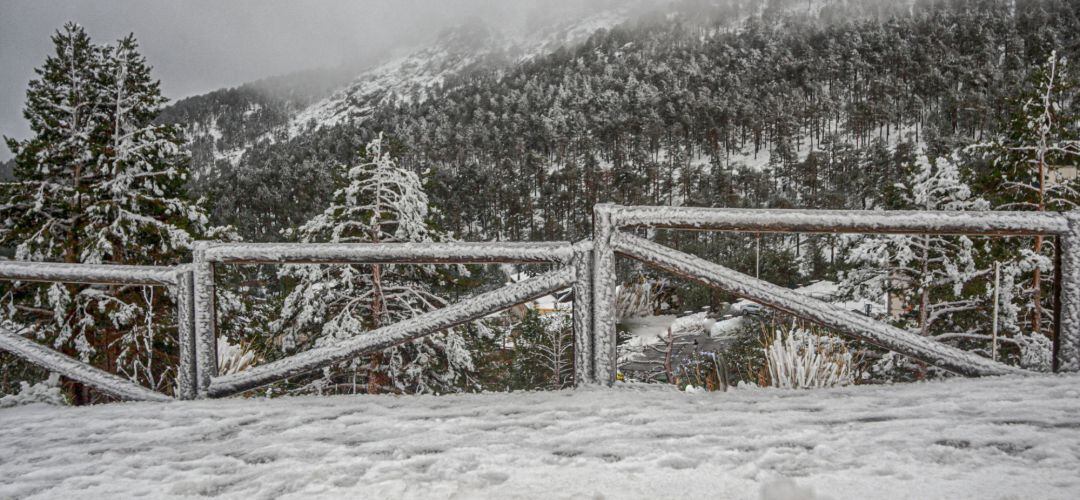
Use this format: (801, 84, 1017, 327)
(0, 260, 180, 286)
(200, 241, 576, 264)
(0, 327, 172, 402)
(607, 205, 1070, 236)
(571, 240, 594, 384)
(208, 266, 576, 397)
(1059, 213, 1080, 372)
(174, 270, 197, 400)
(592, 205, 618, 385)
(192, 242, 218, 395)
(612, 232, 1024, 377)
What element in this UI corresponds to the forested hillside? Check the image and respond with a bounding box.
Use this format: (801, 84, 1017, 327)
(384, 0, 1079, 241)
(168, 0, 1080, 244)
(159, 0, 1077, 385)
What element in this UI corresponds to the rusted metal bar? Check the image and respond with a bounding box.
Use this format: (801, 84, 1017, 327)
(612, 231, 1024, 377)
(207, 266, 577, 397)
(0, 260, 179, 286)
(0, 327, 173, 402)
(201, 241, 576, 264)
(608, 206, 1070, 236)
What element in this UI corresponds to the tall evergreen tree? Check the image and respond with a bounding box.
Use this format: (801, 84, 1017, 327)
(276, 134, 475, 395)
(972, 50, 1080, 339)
(1, 24, 207, 402)
(841, 154, 992, 376)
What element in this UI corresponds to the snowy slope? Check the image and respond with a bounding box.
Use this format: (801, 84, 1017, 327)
(193, 8, 636, 169)
(287, 10, 633, 136)
(3, 374, 1079, 499)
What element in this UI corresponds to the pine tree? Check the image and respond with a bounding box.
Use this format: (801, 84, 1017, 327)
(276, 134, 474, 394)
(840, 154, 991, 376)
(508, 309, 573, 390)
(1, 25, 207, 402)
(972, 50, 1080, 339)
(3, 23, 102, 264)
(92, 33, 204, 264)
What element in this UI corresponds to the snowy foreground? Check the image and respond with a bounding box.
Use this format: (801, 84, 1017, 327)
(2, 376, 1080, 499)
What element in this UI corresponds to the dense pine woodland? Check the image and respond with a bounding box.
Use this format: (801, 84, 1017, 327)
(170, 0, 1080, 241)
(3, 0, 1080, 402)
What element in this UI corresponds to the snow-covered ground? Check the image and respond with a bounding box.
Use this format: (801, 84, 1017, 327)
(3, 375, 1079, 499)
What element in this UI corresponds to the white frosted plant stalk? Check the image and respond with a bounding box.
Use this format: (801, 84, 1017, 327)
(764, 324, 854, 389)
(217, 337, 257, 376)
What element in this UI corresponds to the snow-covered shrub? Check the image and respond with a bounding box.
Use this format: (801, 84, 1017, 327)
(616, 279, 655, 318)
(217, 337, 257, 376)
(762, 322, 855, 389)
(1015, 332, 1053, 371)
(0, 373, 68, 408)
(867, 351, 947, 382)
(715, 320, 771, 386)
(508, 309, 574, 390)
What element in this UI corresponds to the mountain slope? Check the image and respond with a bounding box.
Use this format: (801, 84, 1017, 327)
(161, 0, 1080, 245)
(158, 4, 646, 240)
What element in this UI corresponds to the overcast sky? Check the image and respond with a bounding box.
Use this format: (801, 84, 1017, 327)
(0, 0, 569, 160)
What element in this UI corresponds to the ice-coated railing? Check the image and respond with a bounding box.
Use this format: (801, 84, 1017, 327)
(192, 240, 594, 397)
(2, 205, 1078, 402)
(0, 261, 192, 401)
(590, 204, 1080, 383)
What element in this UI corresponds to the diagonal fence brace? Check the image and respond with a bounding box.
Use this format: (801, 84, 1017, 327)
(0, 327, 174, 402)
(207, 266, 577, 397)
(611, 232, 1025, 377)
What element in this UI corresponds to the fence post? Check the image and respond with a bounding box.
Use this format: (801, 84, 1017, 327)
(592, 204, 618, 385)
(175, 268, 197, 400)
(192, 242, 219, 396)
(1057, 211, 1080, 372)
(572, 241, 594, 385)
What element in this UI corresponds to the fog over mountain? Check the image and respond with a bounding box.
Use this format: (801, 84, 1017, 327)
(0, 0, 637, 159)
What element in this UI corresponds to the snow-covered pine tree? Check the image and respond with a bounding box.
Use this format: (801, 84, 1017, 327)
(1, 25, 208, 402)
(509, 309, 573, 390)
(971, 51, 1080, 341)
(840, 154, 991, 376)
(276, 133, 474, 395)
(93, 34, 203, 264)
(2, 23, 102, 264)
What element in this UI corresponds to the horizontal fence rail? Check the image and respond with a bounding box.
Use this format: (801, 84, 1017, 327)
(602, 205, 1071, 236)
(0, 260, 195, 401)
(200, 241, 577, 264)
(0, 260, 181, 286)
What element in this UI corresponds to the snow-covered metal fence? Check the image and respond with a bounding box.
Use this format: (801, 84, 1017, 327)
(591, 204, 1080, 383)
(192, 241, 593, 397)
(3, 205, 1077, 402)
(0, 261, 192, 402)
